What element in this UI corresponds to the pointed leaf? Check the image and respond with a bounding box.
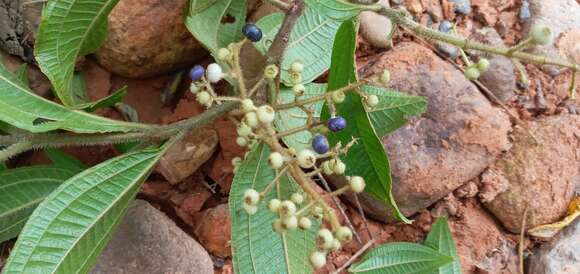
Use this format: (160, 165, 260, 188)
(0, 167, 77, 243)
(230, 144, 319, 274)
(349, 242, 453, 274)
(34, 0, 120, 106)
(424, 217, 462, 274)
(0, 59, 149, 133)
(2, 146, 166, 274)
(321, 20, 409, 222)
(45, 148, 87, 173)
(16, 64, 28, 86)
(72, 86, 127, 113)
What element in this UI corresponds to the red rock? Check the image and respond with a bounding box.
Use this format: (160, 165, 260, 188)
(193, 204, 232, 257)
(161, 95, 204, 124)
(111, 75, 173, 124)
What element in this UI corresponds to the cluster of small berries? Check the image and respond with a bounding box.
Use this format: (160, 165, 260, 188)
(310, 226, 353, 268)
(188, 63, 224, 108)
(464, 58, 490, 81)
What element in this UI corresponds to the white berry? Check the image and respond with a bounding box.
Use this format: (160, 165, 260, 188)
(237, 123, 252, 137)
(291, 61, 304, 73)
(244, 189, 260, 205)
(379, 69, 390, 85)
(282, 215, 298, 230)
(272, 219, 285, 233)
(331, 239, 341, 251)
(331, 159, 346, 175)
(236, 136, 248, 147)
(268, 199, 281, 213)
(231, 157, 242, 167)
(298, 217, 312, 230)
(335, 226, 353, 242)
(297, 149, 316, 169)
(292, 84, 305, 97)
(279, 200, 297, 216)
(244, 112, 259, 128)
(290, 193, 304, 204)
(241, 99, 256, 113)
(316, 229, 334, 250)
(349, 176, 366, 193)
(269, 152, 284, 169)
(264, 64, 279, 79)
(321, 161, 333, 175)
(256, 105, 276, 124)
(310, 251, 327, 269)
(332, 90, 345, 103)
(365, 95, 379, 107)
(206, 63, 223, 83)
(243, 203, 258, 215)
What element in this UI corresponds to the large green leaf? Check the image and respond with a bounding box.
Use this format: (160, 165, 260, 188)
(2, 146, 166, 274)
(45, 148, 87, 173)
(321, 20, 409, 222)
(255, 0, 361, 85)
(34, 0, 119, 106)
(230, 144, 318, 274)
(0, 167, 77, 243)
(363, 85, 427, 137)
(424, 217, 463, 274)
(349, 242, 454, 274)
(0, 59, 149, 133)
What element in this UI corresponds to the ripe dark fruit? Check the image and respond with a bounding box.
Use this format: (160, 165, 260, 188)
(327, 116, 347, 132)
(189, 65, 205, 81)
(242, 23, 263, 42)
(312, 135, 330, 154)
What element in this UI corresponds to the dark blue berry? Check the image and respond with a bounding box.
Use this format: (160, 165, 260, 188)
(327, 116, 347, 132)
(190, 65, 205, 81)
(312, 135, 330, 154)
(242, 23, 263, 42)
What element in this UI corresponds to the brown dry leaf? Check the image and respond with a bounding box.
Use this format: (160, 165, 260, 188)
(528, 196, 580, 238)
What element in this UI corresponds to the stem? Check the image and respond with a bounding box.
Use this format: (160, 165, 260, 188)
(263, 0, 291, 11)
(0, 142, 32, 162)
(508, 38, 534, 56)
(275, 81, 366, 110)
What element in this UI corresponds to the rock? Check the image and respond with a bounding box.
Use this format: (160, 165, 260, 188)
(483, 115, 580, 233)
(558, 29, 580, 64)
(96, 0, 205, 78)
(343, 42, 511, 221)
(156, 128, 219, 184)
(525, 0, 580, 76)
(360, 0, 393, 49)
(0, 0, 40, 62)
(111, 75, 173, 123)
(435, 21, 459, 59)
(193, 204, 231, 257)
(519, 0, 531, 21)
(528, 218, 580, 274)
(92, 200, 213, 274)
(449, 0, 471, 15)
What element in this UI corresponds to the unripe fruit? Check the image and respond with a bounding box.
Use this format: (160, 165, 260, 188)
(349, 176, 366, 193)
(332, 160, 346, 175)
(264, 64, 279, 79)
(282, 215, 298, 230)
(310, 251, 327, 269)
(231, 157, 242, 167)
(268, 152, 284, 169)
(241, 99, 256, 113)
(237, 123, 252, 137)
(477, 58, 490, 72)
(290, 193, 304, 204)
(297, 149, 316, 168)
(365, 94, 379, 107)
(290, 71, 302, 83)
(279, 200, 297, 216)
(189, 65, 205, 81)
(189, 83, 200, 93)
(290, 61, 304, 73)
(311, 206, 324, 219)
(379, 69, 391, 85)
(328, 116, 347, 132)
(242, 23, 263, 42)
(244, 189, 260, 205)
(331, 239, 341, 251)
(292, 84, 305, 97)
(196, 91, 212, 107)
(530, 25, 553, 46)
(464, 66, 480, 80)
(268, 199, 281, 213)
(272, 219, 285, 233)
(316, 229, 335, 250)
(206, 63, 223, 83)
(217, 48, 231, 61)
(332, 90, 345, 103)
(244, 112, 259, 128)
(321, 160, 333, 175)
(256, 105, 276, 124)
(243, 203, 258, 215)
(312, 135, 330, 154)
(236, 136, 248, 147)
(298, 217, 312, 230)
(335, 226, 353, 242)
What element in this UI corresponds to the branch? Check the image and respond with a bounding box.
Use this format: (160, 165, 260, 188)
(266, 0, 305, 66)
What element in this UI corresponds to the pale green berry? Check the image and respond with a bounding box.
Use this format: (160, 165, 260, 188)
(237, 123, 252, 137)
(264, 64, 279, 79)
(316, 228, 335, 250)
(331, 239, 341, 251)
(236, 136, 248, 147)
(335, 226, 353, 242)
(332, 90, 345, 103)
(290, 61, 304, 73)
(464, 66, 480, 80)
(279, 200, 297, 216)
(241, 99, 256, 113)
(290, 193, 304, 204)
(231, 157, 242, 167)
(292, 84, 305, 97)
(379, 69, 391, 85)
(332, 160, 346, 175)
(272, 219, 285, 233)
(243, 203, 258, 215)
(299, 217, 312, 230)
(196, 91, 212, 107)
(531, 25, 553, 45)
(349, 176, 366, 193)
(310, 251, 327, 269)
(256, 105, 276, 124)
(365, 95, 379, 107)
(268, 199, 282, 213)
(311, 206, 324, 219)
(477, 58, 490, 73)
(244, 189, 260, 205)
(189, 83, 200, 93)
(321, 161, 334, 175)
(268, 152, 284, 169)
(244, 112, 259, 128)
(297, 149, 316, 168)
(217, 48, 231, 61)
(290, 71, 302, 83)
(281, 215, 298, 230)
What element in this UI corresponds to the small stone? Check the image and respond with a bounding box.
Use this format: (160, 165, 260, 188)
(193, 204, 232, 257)
(528, 218, 580, 274)
(449, 0, 471, 15)
(156, 128, 219, 184)
(519, 0, 531, 21)
(92, 200, 213, 274)
(360, 0, 393, 49)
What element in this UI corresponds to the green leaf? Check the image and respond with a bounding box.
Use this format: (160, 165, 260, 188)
(2, 146, 166, 274)
(230, 144, 318, 274)
(424, 217, 463, 274)
(321, 20, 409, 223)
(0, 60, 150, 133)
(72, 86, 128, 113)
(34, 0, 119, 106)
(363, 85, 427, 137)
(71, 73, 90, 105)
(254, 0, 360, 85)
(276, 83, 327, 151)
(0, 166, 77, 243)
(349, 242, 454, 274)
(185, 0, 246, 55)
(45, 148, 87, 173)
(16, 64, 28, 86)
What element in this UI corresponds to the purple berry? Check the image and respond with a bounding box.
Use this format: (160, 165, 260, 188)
(242, 23, 263, 42)
(312, 135, 330, 154)
(327, 116, 347, 132)
(190, 65, 205, 81)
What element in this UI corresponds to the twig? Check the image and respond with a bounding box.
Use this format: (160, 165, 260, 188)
(354, 193, 375, 241)
(332, 239, 375, 274)
(519, 207, 529, 274)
